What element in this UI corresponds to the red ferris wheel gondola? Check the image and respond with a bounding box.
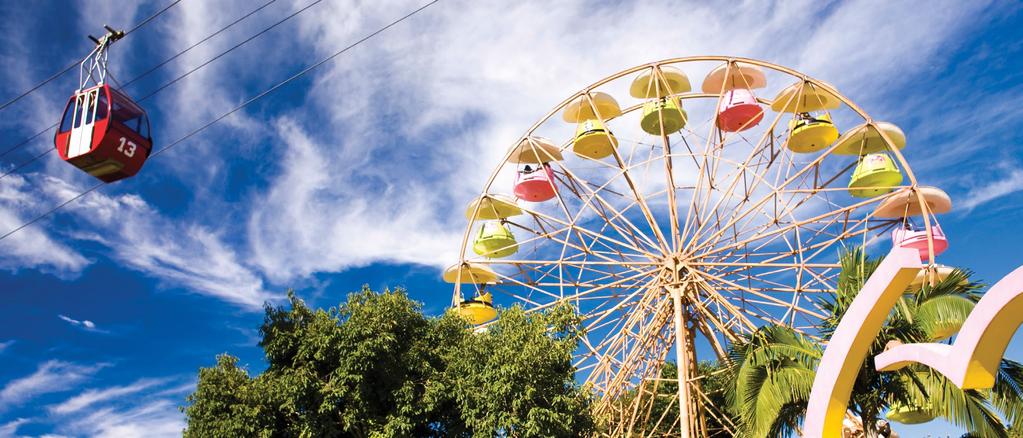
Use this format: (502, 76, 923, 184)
(54, 27, 152, 183)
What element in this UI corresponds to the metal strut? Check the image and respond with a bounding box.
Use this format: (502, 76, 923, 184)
(79, 25, 125, 91)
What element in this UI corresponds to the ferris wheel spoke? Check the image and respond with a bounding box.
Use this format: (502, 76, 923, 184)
(681, 103, 791, 249)
(694, 193, 882, 261)
(599, 135, 672, 253)
(517, 203, 655, 257)
(557, 165, 666, 253)
(588, 293, 675, 396)
(685, 136, 848, 257)
(693, 268, 827, 320)
(690, 277, 757, 334)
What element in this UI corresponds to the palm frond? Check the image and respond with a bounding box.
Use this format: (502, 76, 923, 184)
(913, 294, 976, 341)
(991, 360, 1023, 427)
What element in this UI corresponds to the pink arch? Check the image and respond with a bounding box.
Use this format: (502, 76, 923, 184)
(875, 265, 1023, 389)
(803, 247, 923, 437)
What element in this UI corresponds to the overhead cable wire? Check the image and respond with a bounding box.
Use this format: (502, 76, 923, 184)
(0, 0, 183, 112)
(0, 0, 296, 168)
(122, 0, 277, 89)
(0, 0, 441, 243)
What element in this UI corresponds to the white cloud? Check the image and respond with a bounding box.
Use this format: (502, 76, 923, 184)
(240, 0, 993, 282)
(958, 166, 1023, 212)
(63, 399, 184, 438)
(32, 373, 189, 437)
(0, 360, 104, 410)
(49, 378, 167, 415)
(0, 340, 13, 355)
(247, 119, 462, 281)
(0, 175, 90, 276)
(40, 176, 274, 309)
(0, 0, 1002, 297)
(57, 314, 107, 333)
(0, 418, 29, 437)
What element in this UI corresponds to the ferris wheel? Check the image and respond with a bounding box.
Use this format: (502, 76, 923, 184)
(442, 56, 952, 436)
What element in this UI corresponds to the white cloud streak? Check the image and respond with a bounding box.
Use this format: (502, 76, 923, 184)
(63, 399, 184, 438)
(57, 314, 107, 334)
(0, 175, 90, 276)
(0, 418, 29, 438)
(49, 378, 168, 416)
(41, 176, 274, 309)
(0, 0, 1006, 302)
(958, 166, 1023, 212)
(0, 360, 104, 410)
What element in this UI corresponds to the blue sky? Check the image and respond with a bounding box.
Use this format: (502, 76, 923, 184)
(0, 0, 1021, 436)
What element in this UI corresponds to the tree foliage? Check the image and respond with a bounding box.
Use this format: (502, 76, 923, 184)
(617, 361, 734, 437)
(183, 287, 594, 437)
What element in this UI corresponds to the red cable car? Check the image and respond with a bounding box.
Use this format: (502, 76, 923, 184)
(54, 26, 152, 183)
(55, 84, 152, 182)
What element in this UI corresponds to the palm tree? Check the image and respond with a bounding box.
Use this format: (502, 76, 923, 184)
(723, 249, 1023, 438)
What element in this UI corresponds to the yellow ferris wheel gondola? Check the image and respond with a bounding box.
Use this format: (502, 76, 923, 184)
(563, 92, 621, 160)
(473, 221, 518, 258)
(630, 66, 690, 136)
(786, 112, 839, 153)
(456, 291, 498, 325)
(848, 153, 903, 198)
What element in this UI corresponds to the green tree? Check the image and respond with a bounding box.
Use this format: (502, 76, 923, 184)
(183, 287, 594, 437)
(723, 250, 1023, 438)
(444, 304, 594, 437)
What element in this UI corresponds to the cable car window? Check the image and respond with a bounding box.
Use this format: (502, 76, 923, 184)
(139, 114, 150, 139)
(110, 96, 144, 134)
(95, 92, 109, 121)
(58, 98, 76, 133)
(72, 94, 86, 129)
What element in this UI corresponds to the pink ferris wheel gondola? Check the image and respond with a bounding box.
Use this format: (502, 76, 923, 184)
(892, 222, 948, 261)
(716, 88, 763, 132)
(514, 164, 557, 202)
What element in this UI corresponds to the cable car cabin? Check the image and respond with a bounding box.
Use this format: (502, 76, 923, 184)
(640, 98, 687, 136)
(55, 85, 152, 182)
(473, 221, 518, 258)
(514, 164, 557, 202)
(786, 112, 839, 153)
(892, 222, 948, 262)
(848, 153, 902, 198)
(716, 89, 763, 133)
